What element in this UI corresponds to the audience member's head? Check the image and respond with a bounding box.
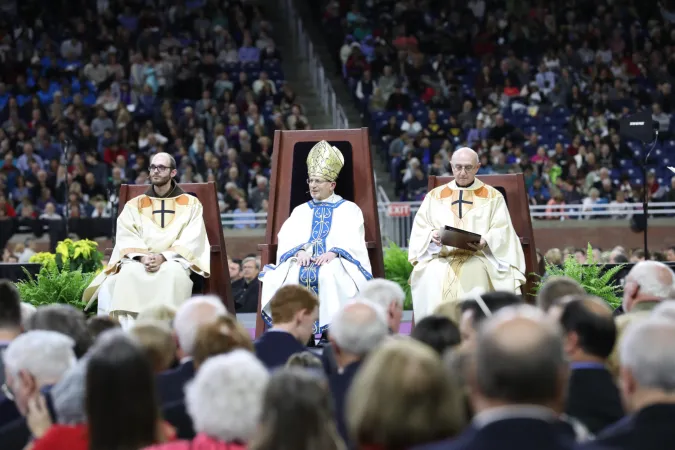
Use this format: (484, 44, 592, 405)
(137, 304, 177, 324)
(0, 280, 22, 338)
(129, 320, 177, 373)
(269, 285, 319, 344)
(20, 302, 37, 330)
(286, 351, 323, 370)
(359, 278, 405, 332)
(536, 276, 585, 312)
(558, 296, 616, 362)
(619, 319, 675, 412)
(173, 295, 227, 359)
(410, 315, 461, 355)
(623, 261, 675, 312)
(348, 339, 465, 449)
(471, 305, 568, 413)
(86, 315, 121, 340)
(25, 304, 92, 358)
(186, 350, 269, 444)
(4, 330, 76, 415)
(251, 368, 344, 450)
(330, 300, 388, 368)
(51, 356, 89, 425)
(87, 330, 163, 450)
(192, 314, 254, 369)
(459, 291, 523, 348)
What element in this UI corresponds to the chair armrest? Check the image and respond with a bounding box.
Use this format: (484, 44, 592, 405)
(366, 241, 378, 249)
(210, 245, 220, 253)
(258, 243, 278, 252)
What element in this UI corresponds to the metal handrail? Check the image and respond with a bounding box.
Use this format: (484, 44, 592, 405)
(220, 201, 675, 224)
(283, 0, 349, 129)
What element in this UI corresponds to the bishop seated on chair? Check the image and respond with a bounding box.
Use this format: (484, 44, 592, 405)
(408, 147, 526, 323)
(82, 152, 210, 328)
(259, 140, 372, 334)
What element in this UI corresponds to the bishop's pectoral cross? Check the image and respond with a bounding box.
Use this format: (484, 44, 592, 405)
(452, 191, 473, 219)
(152, 200, 175, 228)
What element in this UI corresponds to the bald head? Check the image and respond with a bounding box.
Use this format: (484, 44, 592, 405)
(330, 300, 388, 356)
(451, 147, 479, 165)
(450, 147, 480, 186)
(623, 261, 675, 312)
(151, 152, 176, 169)
(474, 305, 567, 405)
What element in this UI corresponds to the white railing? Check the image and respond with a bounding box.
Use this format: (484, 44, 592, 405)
(221, 202, 675, 246)
(283, 0, 349, 129)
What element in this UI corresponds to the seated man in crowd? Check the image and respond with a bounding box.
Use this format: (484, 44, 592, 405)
(255, 285, 319, 370)
(408, 147, 526, 322)
(82, 153, 211, 328)
(259, 141, 372, 334)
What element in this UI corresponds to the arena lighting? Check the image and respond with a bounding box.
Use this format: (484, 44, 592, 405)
(619, 111, 660, 259)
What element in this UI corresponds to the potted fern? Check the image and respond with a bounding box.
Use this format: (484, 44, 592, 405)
(534, 243, 626, 309)
(15, 239, 104, 313)
(383, 241, 414, 310)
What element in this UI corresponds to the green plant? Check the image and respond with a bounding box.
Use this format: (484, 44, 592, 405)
(54, 239, 104, 273)
(383, 241, 414, 310)
(29, 252, 57, 269)
(534, 243, 625, 309)
(15, 261, 96, 311)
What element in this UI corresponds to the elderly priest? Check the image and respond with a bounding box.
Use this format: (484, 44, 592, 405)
(259, 140, 372, 334)
(83, 152, 210, 328)
(409, 147, 525, 322)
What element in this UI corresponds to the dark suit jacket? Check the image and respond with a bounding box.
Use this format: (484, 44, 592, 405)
(163, 400, 195, 440)
(320, 343, 339, 375)
(254, 331, 306, 370)
(587, 403, 675, 450)
(410, 418, 595, 450)
(156, 360, 195, 406)
(565, 366, 625, 434)
(0, 385, 55, 450)
(328, 360, 362, 448)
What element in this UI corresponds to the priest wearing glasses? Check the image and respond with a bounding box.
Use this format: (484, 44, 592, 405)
(408, 147, 525, 323)
(259, 140, 372, 334)
(83, 152, 210, 329)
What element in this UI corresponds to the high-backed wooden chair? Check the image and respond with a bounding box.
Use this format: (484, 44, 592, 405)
(114, 181, 235, 314)
(427, 174, 538, 298)
(256, 128, 384, 336)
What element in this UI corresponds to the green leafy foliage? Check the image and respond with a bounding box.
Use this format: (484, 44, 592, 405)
(383, 241, 414, 310)
(15, 260, 96, 311)
(534, 243, 625, 309)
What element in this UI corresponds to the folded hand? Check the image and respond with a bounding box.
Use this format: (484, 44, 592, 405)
(296, 250, 312, 267)
(431, 230, 441, 246)
(143, 254, 166, 272)
(314, 251, 337, 266)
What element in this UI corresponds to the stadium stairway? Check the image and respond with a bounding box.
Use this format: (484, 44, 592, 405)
(272, 0, 397, 199)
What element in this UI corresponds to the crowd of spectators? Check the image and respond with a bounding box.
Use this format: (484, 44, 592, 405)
(0, 0, 309, 231)
(3, 259, 675, 449)
(319, 0, 675, 217)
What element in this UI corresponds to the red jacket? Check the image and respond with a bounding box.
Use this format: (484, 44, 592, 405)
(144, 433, 247, 450)
(33, 422, 176, 450)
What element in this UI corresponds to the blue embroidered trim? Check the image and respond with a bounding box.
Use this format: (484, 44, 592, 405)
(278, 244, 306, 265)
(329, 247, 374, 280)
(260, 199, 345, 331)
